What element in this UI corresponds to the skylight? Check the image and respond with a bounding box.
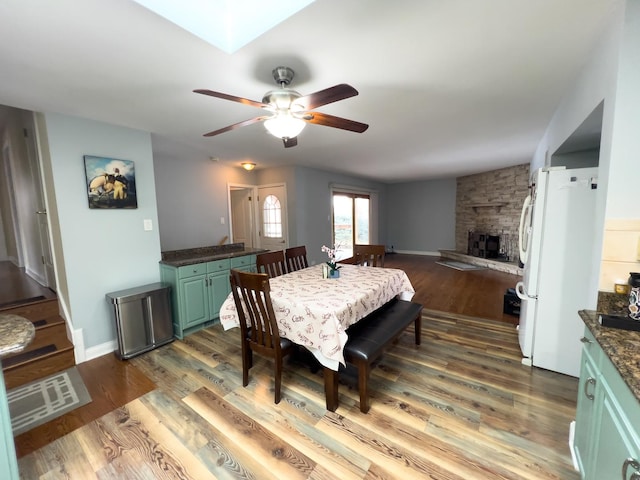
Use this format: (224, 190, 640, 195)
(132, 0, 315, 54)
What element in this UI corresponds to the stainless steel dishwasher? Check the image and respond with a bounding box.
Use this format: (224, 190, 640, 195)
(106, 282, 174, 360)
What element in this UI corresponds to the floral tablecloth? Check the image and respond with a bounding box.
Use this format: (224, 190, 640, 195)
(219, 263, 415, 370)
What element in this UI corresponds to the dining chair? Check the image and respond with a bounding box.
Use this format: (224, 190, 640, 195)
(229, 269, 294, 404)
(354, 244, 386, 267)
(256, 250, 287, 278)
(285, 245, 309, 272)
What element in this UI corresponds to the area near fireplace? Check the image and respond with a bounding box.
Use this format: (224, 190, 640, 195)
(450, 163, 529, 276)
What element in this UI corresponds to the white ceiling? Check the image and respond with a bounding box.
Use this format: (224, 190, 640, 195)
(0, 0, 622, 183)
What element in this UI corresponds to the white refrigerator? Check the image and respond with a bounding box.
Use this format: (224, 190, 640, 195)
(515, 166, 598, 377)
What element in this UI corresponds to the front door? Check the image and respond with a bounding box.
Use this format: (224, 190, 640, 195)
(257, 184, 288, 252)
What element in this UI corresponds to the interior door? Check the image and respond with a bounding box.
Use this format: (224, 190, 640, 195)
(257, 184, 288, 251)
(229, 187, 255, 248)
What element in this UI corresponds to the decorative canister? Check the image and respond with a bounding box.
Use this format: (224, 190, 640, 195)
(628, 272, 640, 319)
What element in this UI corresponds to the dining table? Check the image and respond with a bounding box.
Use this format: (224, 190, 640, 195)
(219, 262, 415, 385)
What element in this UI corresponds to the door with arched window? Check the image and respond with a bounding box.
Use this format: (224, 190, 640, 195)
(258, 184, 288, 251)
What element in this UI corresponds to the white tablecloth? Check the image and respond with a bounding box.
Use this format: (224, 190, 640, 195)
(219, 264, 415, 370)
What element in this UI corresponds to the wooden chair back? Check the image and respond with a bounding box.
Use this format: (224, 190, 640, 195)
(353, 244, 386, 267)
(256, 250, 287, 278)
(229, 269, 292, 403)
(285, 245, 309, 272)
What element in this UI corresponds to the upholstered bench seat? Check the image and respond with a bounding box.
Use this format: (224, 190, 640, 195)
(324, 299, 423, 413)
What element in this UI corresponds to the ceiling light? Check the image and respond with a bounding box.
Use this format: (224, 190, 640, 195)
(241, 162, 256, 171)
(264, 113, 306, 139)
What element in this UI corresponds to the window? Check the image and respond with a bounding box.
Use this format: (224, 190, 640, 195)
(332, 191, 370, 260)
(262, 194, 282, 238)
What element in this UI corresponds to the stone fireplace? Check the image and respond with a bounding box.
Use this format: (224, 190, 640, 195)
(441, 163, 530, 275)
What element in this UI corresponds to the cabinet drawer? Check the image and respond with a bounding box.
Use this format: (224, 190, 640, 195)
(231, 255, 255, 268)
(178, 263, 207, 279)
(207, 258, 231, 273)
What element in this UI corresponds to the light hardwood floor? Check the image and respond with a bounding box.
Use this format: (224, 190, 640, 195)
(12, 255, 581, 479)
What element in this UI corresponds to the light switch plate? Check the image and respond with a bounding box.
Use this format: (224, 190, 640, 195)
(143, 219, 153, 231)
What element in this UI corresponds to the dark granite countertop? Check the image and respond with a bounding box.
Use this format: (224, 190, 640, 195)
(579, 309, 640, 405)
(159, 243, 268, 267)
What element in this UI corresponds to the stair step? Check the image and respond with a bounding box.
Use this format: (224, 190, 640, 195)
(3, 349, 75, 390)
(0, 295, 46, 310)
(0, 298, 59, 322)
(2, 344, 58, 368)
(1, 305, 76, 389)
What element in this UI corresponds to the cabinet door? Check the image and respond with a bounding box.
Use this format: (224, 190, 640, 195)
(592, 390, 640, 480)
(208, 272, 231, 319)
(574, 350, 599, 477)
(179, 275, 209, 328)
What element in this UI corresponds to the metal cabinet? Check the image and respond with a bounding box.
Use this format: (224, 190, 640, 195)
(106, 283, 174, 360)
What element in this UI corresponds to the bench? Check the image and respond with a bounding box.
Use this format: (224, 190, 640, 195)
(324, 299, 423, 413)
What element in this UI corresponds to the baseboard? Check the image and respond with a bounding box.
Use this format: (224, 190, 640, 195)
(25, 266, 46, 287)
(568, 420, 580, 471)
(72, 328, 86, 363)
(83, 339, 118, 363)
(394, 250, 441, 256)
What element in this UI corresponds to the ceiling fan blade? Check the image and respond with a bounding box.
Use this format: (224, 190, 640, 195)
(283, 137, 298, 148)
(203, 116, 270, 137)
(295, 84, 359, 110)
(194, 89, 270, 109)
(303, 112, 369, 133)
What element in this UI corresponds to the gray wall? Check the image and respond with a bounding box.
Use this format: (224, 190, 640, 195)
(153, 150, 250, 250)
(257, 165, 388, 266)
(386, 179, 456, 254)
(42, 113, 162, 355)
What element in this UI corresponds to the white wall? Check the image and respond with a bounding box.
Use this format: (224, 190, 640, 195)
(606, 0, 640, 218)
(530, 11, 620, 303)
(42, 113, 162, 355)
(531, 1, 640, 295)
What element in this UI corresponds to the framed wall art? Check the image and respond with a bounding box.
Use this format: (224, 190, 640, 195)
(84, 155, 138, 209)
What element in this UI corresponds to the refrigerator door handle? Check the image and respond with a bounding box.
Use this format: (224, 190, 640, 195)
(518, 194, 532, 265)
(515, 281, 537, 300)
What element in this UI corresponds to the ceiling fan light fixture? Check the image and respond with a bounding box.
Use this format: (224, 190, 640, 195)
(264, 113, 305, 139)
(241, 162, 256, 171)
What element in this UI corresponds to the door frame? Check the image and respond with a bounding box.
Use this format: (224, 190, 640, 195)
(227, 183, 258, 248)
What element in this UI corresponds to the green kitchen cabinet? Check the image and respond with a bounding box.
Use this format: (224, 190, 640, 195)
(573, 328, 602, 479)
(573, 326, 640, 480)
(231, 254, 256, 272)
(160, 255, 256, 339)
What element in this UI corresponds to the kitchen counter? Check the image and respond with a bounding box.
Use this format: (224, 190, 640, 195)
(579, 309, 640, 404)
(159, 243, 268, 267)
(0, 314, 35, 357)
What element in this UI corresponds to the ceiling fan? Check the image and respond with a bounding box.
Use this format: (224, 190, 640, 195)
(194, 66, 369, 148)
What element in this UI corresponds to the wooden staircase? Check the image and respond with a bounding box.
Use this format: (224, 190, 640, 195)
(1, 297, 75, 390)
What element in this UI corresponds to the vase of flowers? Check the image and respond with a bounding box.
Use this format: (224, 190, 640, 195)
(321, 245, 341, 279)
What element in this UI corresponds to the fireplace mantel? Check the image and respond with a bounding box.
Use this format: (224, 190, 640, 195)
(469, 202, 506, 213)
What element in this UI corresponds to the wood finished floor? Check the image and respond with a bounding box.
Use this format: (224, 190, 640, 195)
(11, 255, 581, 479)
